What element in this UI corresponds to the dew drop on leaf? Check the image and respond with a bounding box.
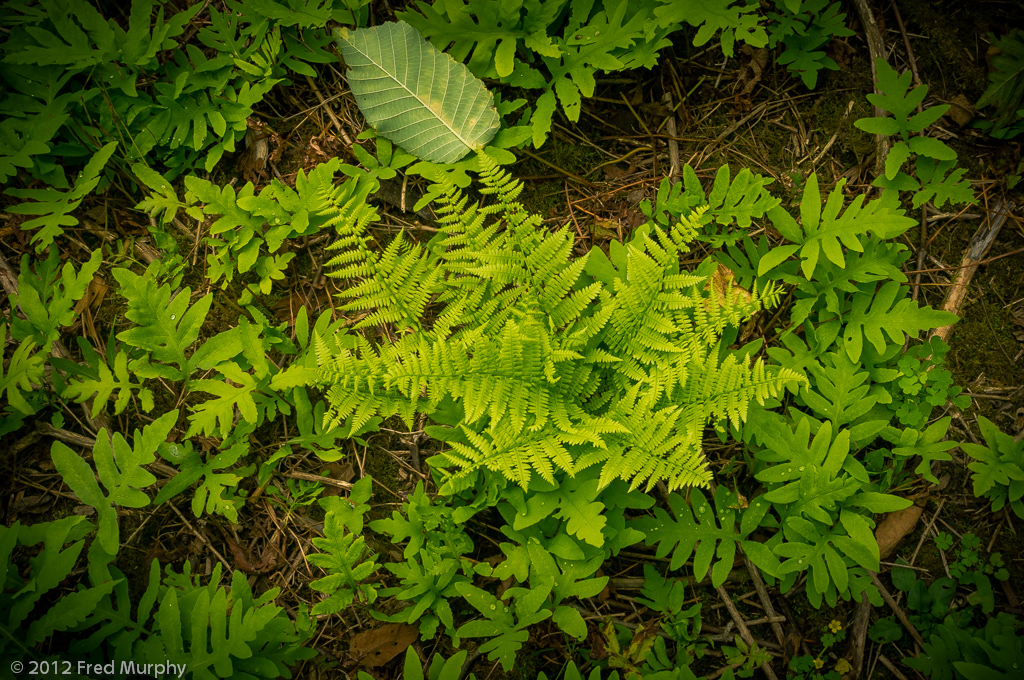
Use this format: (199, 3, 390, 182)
(170, 315, 176, 320)
(489, 604, 495, 610)
(799, 466, 805, 471)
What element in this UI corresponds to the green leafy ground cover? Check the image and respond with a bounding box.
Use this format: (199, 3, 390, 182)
(2, 1, 1024, 679)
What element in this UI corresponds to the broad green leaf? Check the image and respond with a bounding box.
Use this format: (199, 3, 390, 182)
(6, 142, 117, 251)
(767, 175, 915, 280)
(841, 281, 958, 363)
(335, 21, 500, 163)
(114, 267, 212, 379)
(909, 135, 956, 161)
(12, 246, 103, 351)
(0, 325, 44, 416)
(51, 412, 175, 554)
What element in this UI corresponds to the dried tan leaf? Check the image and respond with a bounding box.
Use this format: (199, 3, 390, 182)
(10, 490, 54, 515)
(948, 95, 974, 127)
(707, 263, 752, 307)
(226, 537, 257, 574)
(72, 274, 108, 345)
(782, 624, 803, 667)
(875, 502, 925, 560)
(256, 532, 284, 572)
(349, 623, 418, 668)
(321, 461, 355, 497)
(737, 45, 769, 96)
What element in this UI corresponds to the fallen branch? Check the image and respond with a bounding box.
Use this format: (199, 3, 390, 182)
(870, 571, 926, 651)
(842, 593, 872, 679)
(932, 200, 1015, 343)
(850, 0, 891, 177)
(716, 584, 781, 680)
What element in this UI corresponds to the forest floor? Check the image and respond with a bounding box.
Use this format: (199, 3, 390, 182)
(3, 0, 1024, 678)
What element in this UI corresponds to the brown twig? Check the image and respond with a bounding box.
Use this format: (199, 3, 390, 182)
(693, 102, 771, 167)
(842, 593, 873, 679)
(304, 74, 352, 146)
(743, 553, 786, 648)
(909, 498, 947, 565)
(716, 584, 781, 680)
(663, 91, 680, 183)
(850, 0, 891, 177)
(932, 200, 1015, 343)
(891, 3, 923, 90)
(285, 470, 353, 490)
(167, 502, 234, 574)
(878, 653, 912, 680)
(519, 148, 597, 188)
(890, 2, 931, 303)
(35, 422, 98, 449)
(870, 571, 926, 651)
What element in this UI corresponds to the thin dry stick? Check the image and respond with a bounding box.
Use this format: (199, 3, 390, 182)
(890, 1, 932, 304)
(742, 554, 786, 648)
(909, 498, 947, 565)
(285, 470, 353, 490)
(870, 571, 926, 651)
(716, 584, 780, 680)
(810, 100, 855, 166)
(932, 200, 1015, 343)
(877, 653, 912, 680)
(167, 502, 234, 574)
(663, 91, 680, 183)
(913, 204, 929, 303)
(304, 74, 352, 146)
(892, 2, 923, 89)
(519, 148, 597, 188)
(35, 422, 98, 449)
(706, 661, 747, 680)
(844, 593, 872, 679)
(850, 0, 891, 176)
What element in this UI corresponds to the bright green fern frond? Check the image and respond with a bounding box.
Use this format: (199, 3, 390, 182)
(603, 240, 705, 373)
(599, 385, 710, 492)
(329, 232, 442, 330)
(388, 317, 558, 434)
(316, 154, 809, 494)
(682, 349, 806, 430)
(476, 150, 524, 207)
(318, 334, 419, 431)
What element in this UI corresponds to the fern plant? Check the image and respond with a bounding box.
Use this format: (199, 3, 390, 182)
(686, 165, 968, 608)
(1, 244, 102, 433)
(316, 152, 805, 493)
(2, 431, 314, 676)
(5, 142, 117, 251)
(854, 59, 974, 209)
(976, 29, 1024, 139)
(0, 0, 358, 186)
(962, 416, 1024, 520)
(308, 476, 381, 615)
(767, 0, 854, 89)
